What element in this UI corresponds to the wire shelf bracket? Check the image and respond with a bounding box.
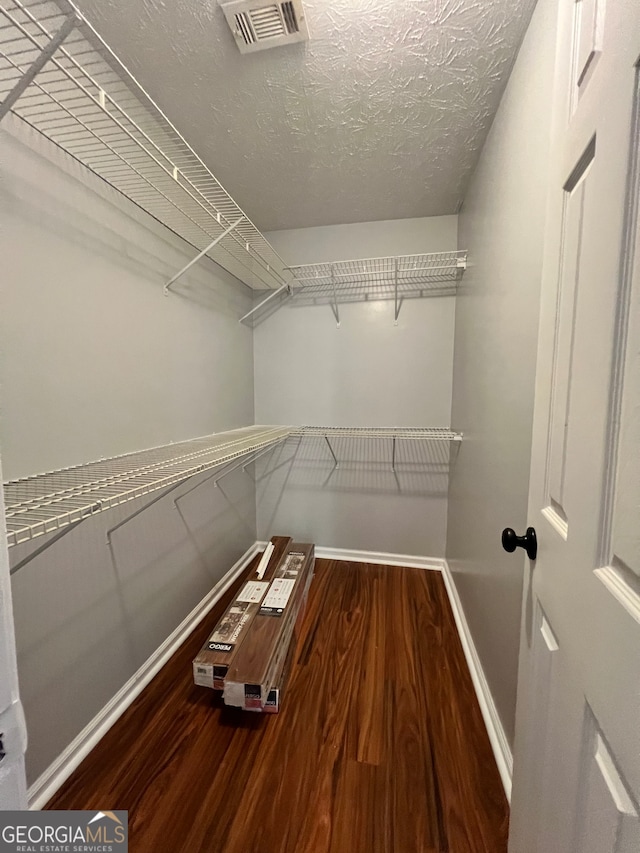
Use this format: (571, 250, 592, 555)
(165, 215, 244, 294)
(239, 282, 292, 325)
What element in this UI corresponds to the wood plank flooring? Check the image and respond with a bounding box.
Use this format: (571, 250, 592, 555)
(47, 559, 509, 852)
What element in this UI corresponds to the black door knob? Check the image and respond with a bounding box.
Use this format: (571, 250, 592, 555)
(502, 527, 537, 560)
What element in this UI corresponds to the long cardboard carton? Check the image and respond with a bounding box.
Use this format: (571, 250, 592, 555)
(192, 536, 292, 690)
(262, 555, 315, 713)
(223, 543, 315, 710)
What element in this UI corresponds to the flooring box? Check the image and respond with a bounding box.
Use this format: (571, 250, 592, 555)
(262, 556, 315, 713)
(193, 536, 292, 690)
(223, 543, 315, 711)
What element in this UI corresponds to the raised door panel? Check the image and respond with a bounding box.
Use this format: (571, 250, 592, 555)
(543, 140, 596, 539)
(574, 711, 640, 853)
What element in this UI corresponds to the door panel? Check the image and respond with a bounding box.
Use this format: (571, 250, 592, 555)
(509, 0, 640, 849)
(607, 70, 640, 583)
(574, 0, 605, 92)
(544, 141, 595, 536)
(574, 712, 640, 853)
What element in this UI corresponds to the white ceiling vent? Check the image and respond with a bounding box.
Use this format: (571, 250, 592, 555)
(219, 0, 309, 54)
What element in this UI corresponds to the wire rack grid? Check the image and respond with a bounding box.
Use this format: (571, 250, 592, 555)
(3, 425, 292, 546)
(0, 0, 290, 291)
(292, 426, 463, 441)
(287, 252, 467, 302)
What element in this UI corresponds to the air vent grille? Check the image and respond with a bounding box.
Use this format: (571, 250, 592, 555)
(234, 12, 255, 45)
(220, 0, 309, 53)
(282, 1, 299, 34)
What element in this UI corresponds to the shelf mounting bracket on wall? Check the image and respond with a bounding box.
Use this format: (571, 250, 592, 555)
(330, 264, 340, 327)
(393, 258, 401, 324)
(324, 435, 339, 468)
(0, 11, 77, 122)
(164, 216, 244, 294)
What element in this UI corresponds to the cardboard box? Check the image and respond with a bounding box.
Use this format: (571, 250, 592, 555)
(223, 543, 315, 710)
(262, 561, 314, 713)
(192, 536, 292, 690)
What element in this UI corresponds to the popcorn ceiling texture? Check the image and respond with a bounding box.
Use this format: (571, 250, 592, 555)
(74, 0, 538, 231)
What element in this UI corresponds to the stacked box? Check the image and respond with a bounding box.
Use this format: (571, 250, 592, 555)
(192, 536, 292, 690)
(223, 543, 315, 711)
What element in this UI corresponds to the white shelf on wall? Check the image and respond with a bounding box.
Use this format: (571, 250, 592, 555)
(292, 426, 462, 440)
(243, 251, 468, 325)
(290, 426, 463, 471)
(0, 0, 290, 292)
(3, 426, 291, 547)
(3, 425, 463, 546)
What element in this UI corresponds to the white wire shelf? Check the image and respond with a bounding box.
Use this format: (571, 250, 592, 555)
(285, 251, 467, 320)
(236, 251, 468, 325)
(291, 426, 463, 440)
(3, 425, 462, 546)
(0, 0, 290, 291)
(290, 426, 463, 472)
(3, 425, 291, 547)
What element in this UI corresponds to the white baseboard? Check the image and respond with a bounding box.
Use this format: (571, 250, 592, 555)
(256, 541, 445, 572)
(440, 561, 513, 801)
(316, 546, 446, 571)
(28, 541, 262, 810)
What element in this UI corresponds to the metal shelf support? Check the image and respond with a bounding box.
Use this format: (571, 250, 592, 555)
(330, 264, 340, 327)
(165, 216, 244, 294)
(393, 257, 401, 324)
(239, 282, 292, 324)
(324, 436, 339, 468)
(0, 11, 77, 122)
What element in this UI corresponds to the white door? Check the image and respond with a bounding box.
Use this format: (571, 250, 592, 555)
(0, 456, 27, 809)
(508, 1, 640, 851)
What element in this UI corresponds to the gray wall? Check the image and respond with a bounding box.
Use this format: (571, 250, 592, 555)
(254, 217, 457, 556)
(1, 117, 254, 481)
(1, 117, 257, 786)
(446, 0, 557, 748)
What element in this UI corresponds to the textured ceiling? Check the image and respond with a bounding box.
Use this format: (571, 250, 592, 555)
(73, 0, 537, 231)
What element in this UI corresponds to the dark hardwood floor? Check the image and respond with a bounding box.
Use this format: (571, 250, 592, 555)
(47, 559, 509, 852)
